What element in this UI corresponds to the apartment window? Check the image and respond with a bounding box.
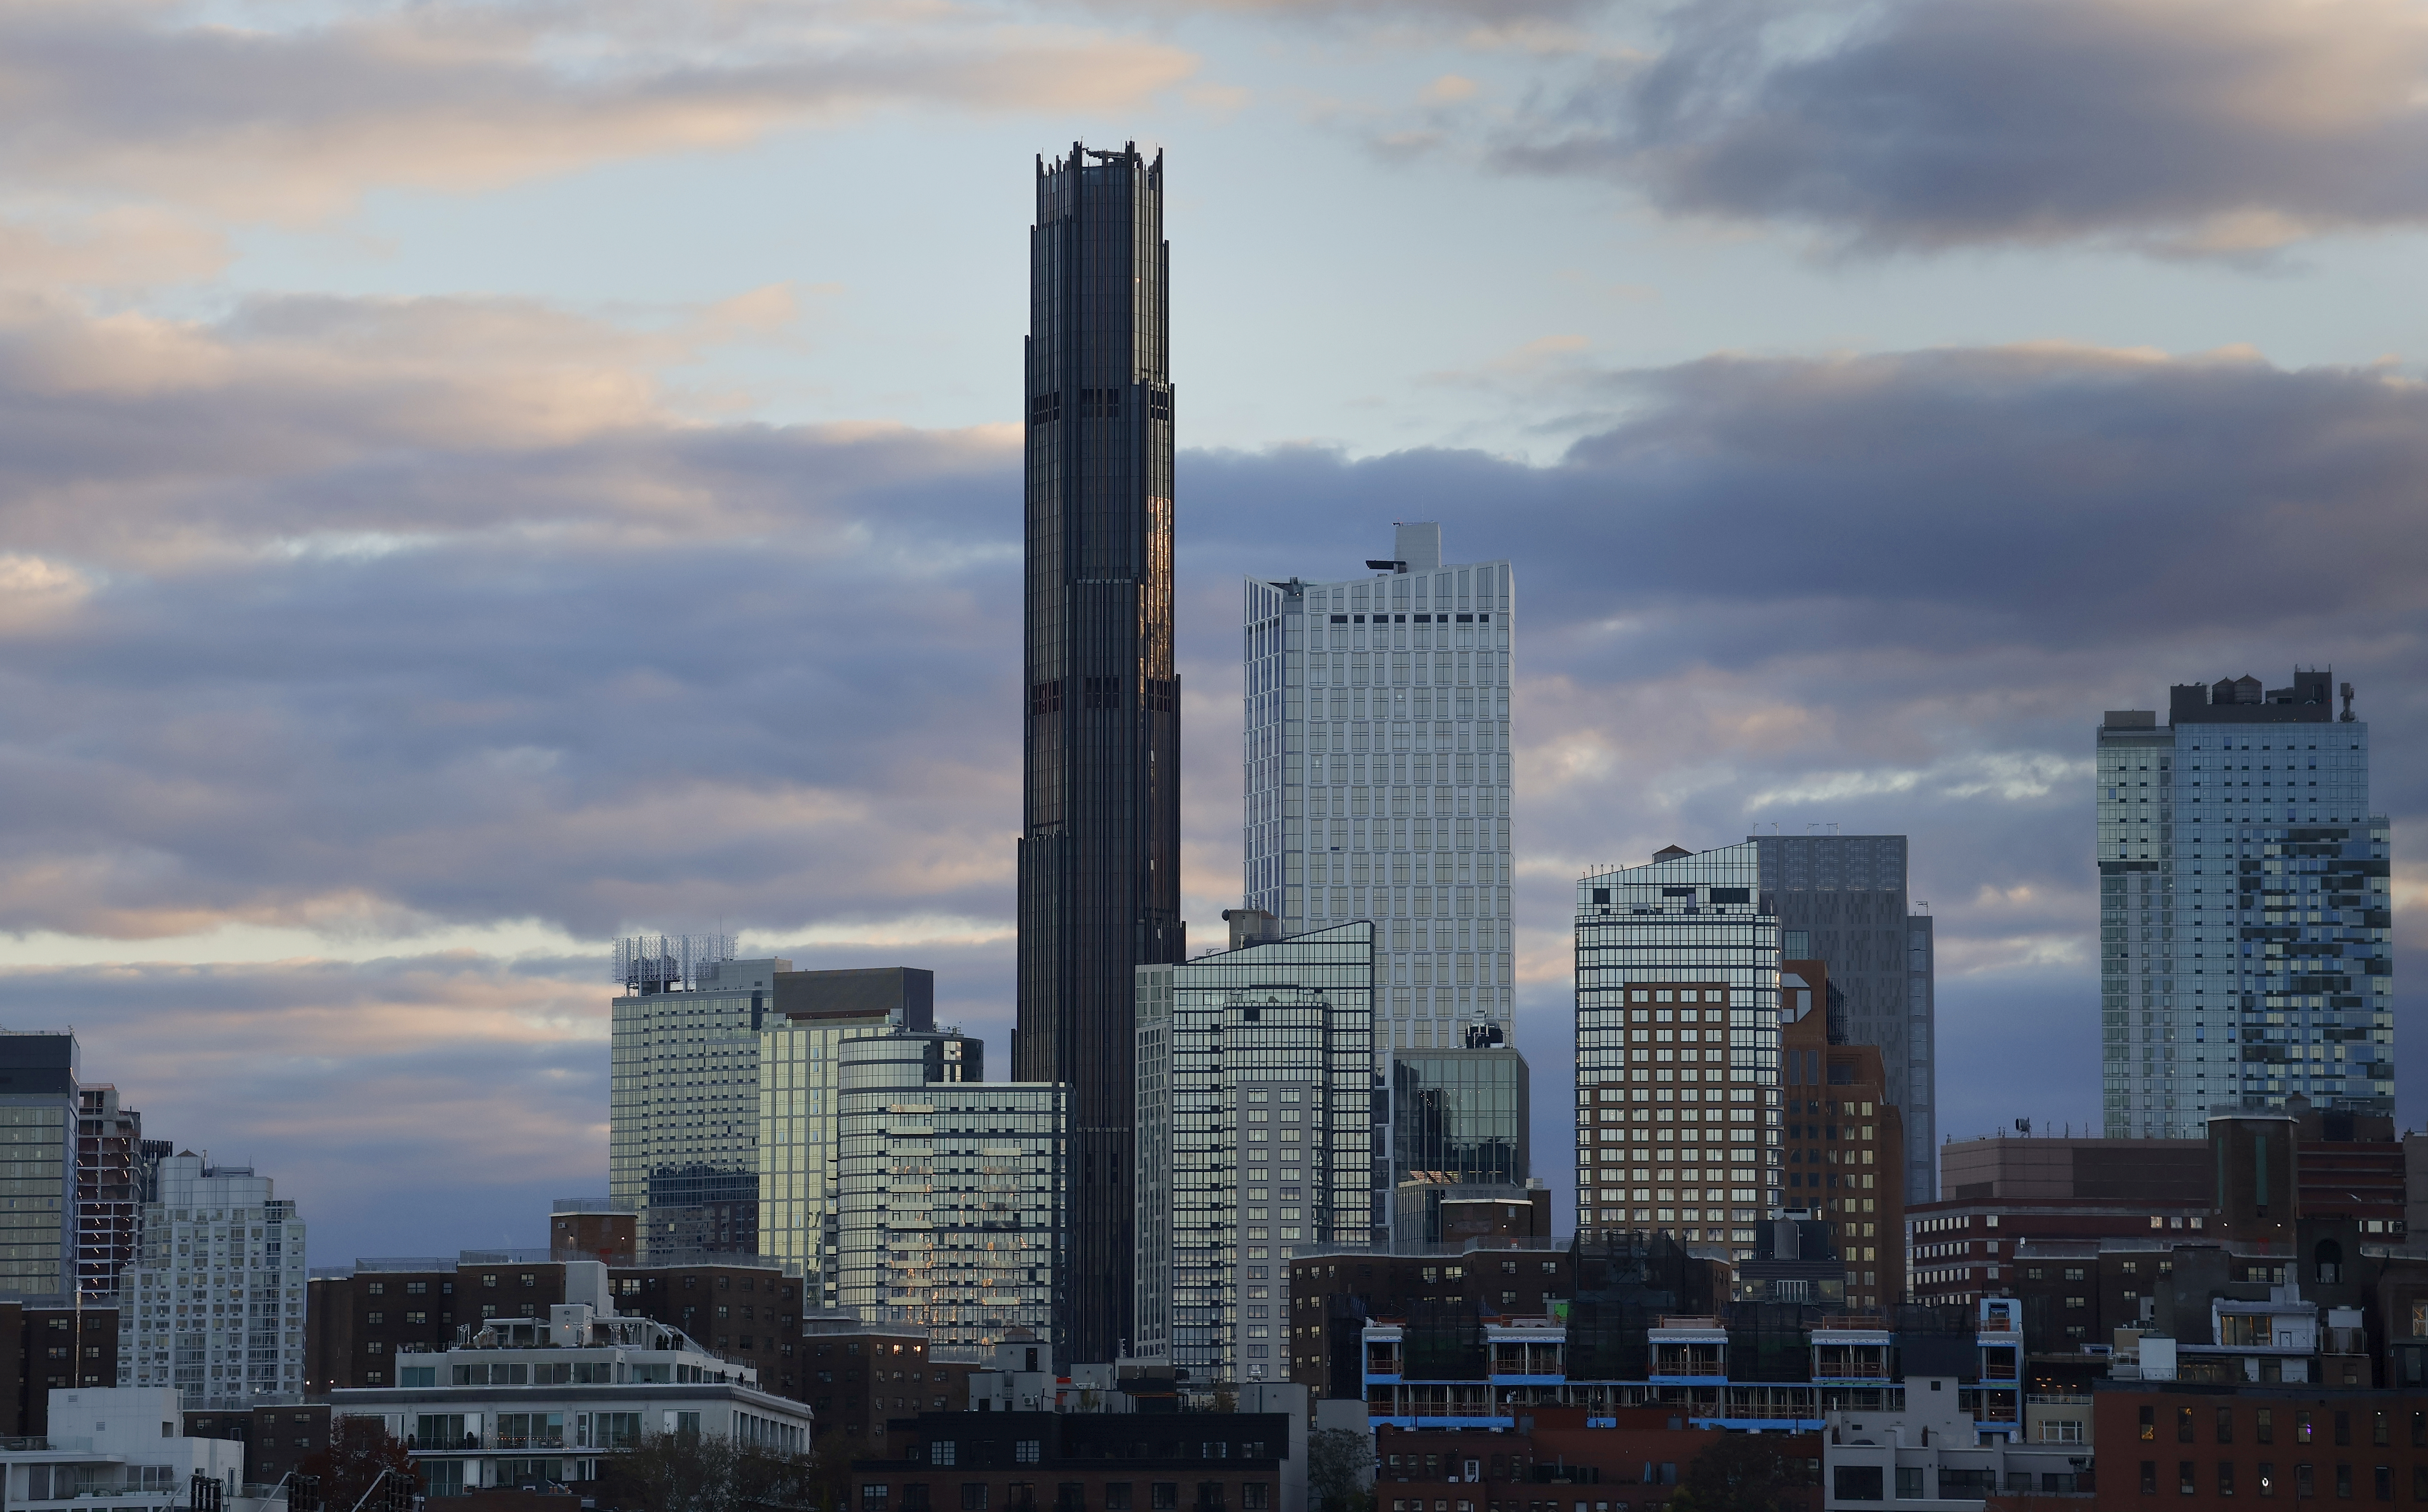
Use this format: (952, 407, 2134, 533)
(2142, 1407, 2158, 1442)
(1106, 1487, 1132, 1511)
(2221, 1410, 2237, 1444)
(2220, 1462, 2235, 1498)
(1016, 1442, 1041, 1465)
(2259, 1411, 2275, 1445)
(2259, 1463, 2276, 1498)
(963, 1488, 987, 1511)
(2142, 1464, 2158, 1495)
(2182, 1408, 2198, 1444)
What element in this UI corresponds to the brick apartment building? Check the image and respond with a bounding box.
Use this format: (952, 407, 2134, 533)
(1284, 1240, 1576, 1397)
(1908, 1101, 2407, 1314)
(805, 1314, 983, 1442)
(1376, 1407, 1819, 1512)
(851, 1410, 1294, 1512)
(183, 1402, 333, 1486)
(2098, 1385, 2428, 1506)
(0, 1300, 119, 1434)
(1778, 957, 1905, 1311)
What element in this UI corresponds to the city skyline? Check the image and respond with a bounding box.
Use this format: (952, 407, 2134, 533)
(6, 0, 2428, 1268)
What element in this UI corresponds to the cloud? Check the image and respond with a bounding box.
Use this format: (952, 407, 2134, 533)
(0, 209, 229, 290)
(1493, 0, 2428, 253)
(8, 289, 2428, 1249)
(0, 0, 1197, 221)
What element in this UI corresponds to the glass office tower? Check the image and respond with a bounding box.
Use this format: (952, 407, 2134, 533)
(1574, 842, 1782, 1256)
(1017, 141, 1181, 1360)
(0, 1032, 78, 1299)
(1751, 835, 1938, 1202)
(1133, 922, 1377, 1389)
(1242, 522, 1515, 1058)
(2098, 670, 2391, 1137)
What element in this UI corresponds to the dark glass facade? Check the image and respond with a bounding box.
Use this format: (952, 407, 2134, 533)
(1016, 141, 1182, 1359)
(1389, 1047, 1529, 1187)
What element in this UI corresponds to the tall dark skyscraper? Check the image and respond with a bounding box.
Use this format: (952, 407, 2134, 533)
(1017, 141, 1182, 1359)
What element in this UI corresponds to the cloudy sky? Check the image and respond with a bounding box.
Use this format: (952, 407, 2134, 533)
(5, 0, 2425, 1262)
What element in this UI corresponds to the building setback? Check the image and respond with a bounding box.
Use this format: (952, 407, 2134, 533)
(2098, 671, 2391, 1136)
(1016, 140, 1182, 1362)
(1242, 524, 1518, 1055)
(1132, 922, 1378, 1389)
(1574, 842, 1783, 1254)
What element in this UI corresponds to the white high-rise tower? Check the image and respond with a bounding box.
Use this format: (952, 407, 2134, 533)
(1242, 524, 1514, 1055)
(2098, 670, 2391, 1137)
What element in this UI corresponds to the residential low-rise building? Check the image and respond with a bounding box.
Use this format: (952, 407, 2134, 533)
(183, 1401, 332, 1488)
(851, 1388, 1309, 1512)
(1821, 1370, 2089, 1509)
(329, 1270, 811, 1497)
(0, 1387, 250, 1512)
(2092, 1382, 2428, 1507)
(1374, 1407, 1820, 1512)
(804, 1312, 983, 1443)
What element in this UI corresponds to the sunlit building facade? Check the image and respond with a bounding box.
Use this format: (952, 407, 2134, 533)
(1574, 841, 1782, 1257)
(757, 974, 941, 1307)
(834, 1032, 1061, 1351)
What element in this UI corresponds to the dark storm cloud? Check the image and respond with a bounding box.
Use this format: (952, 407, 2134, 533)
(1494, 0, 2428, 252)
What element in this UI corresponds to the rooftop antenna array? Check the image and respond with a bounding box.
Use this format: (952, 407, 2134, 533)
(612, 932, 738, 993)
